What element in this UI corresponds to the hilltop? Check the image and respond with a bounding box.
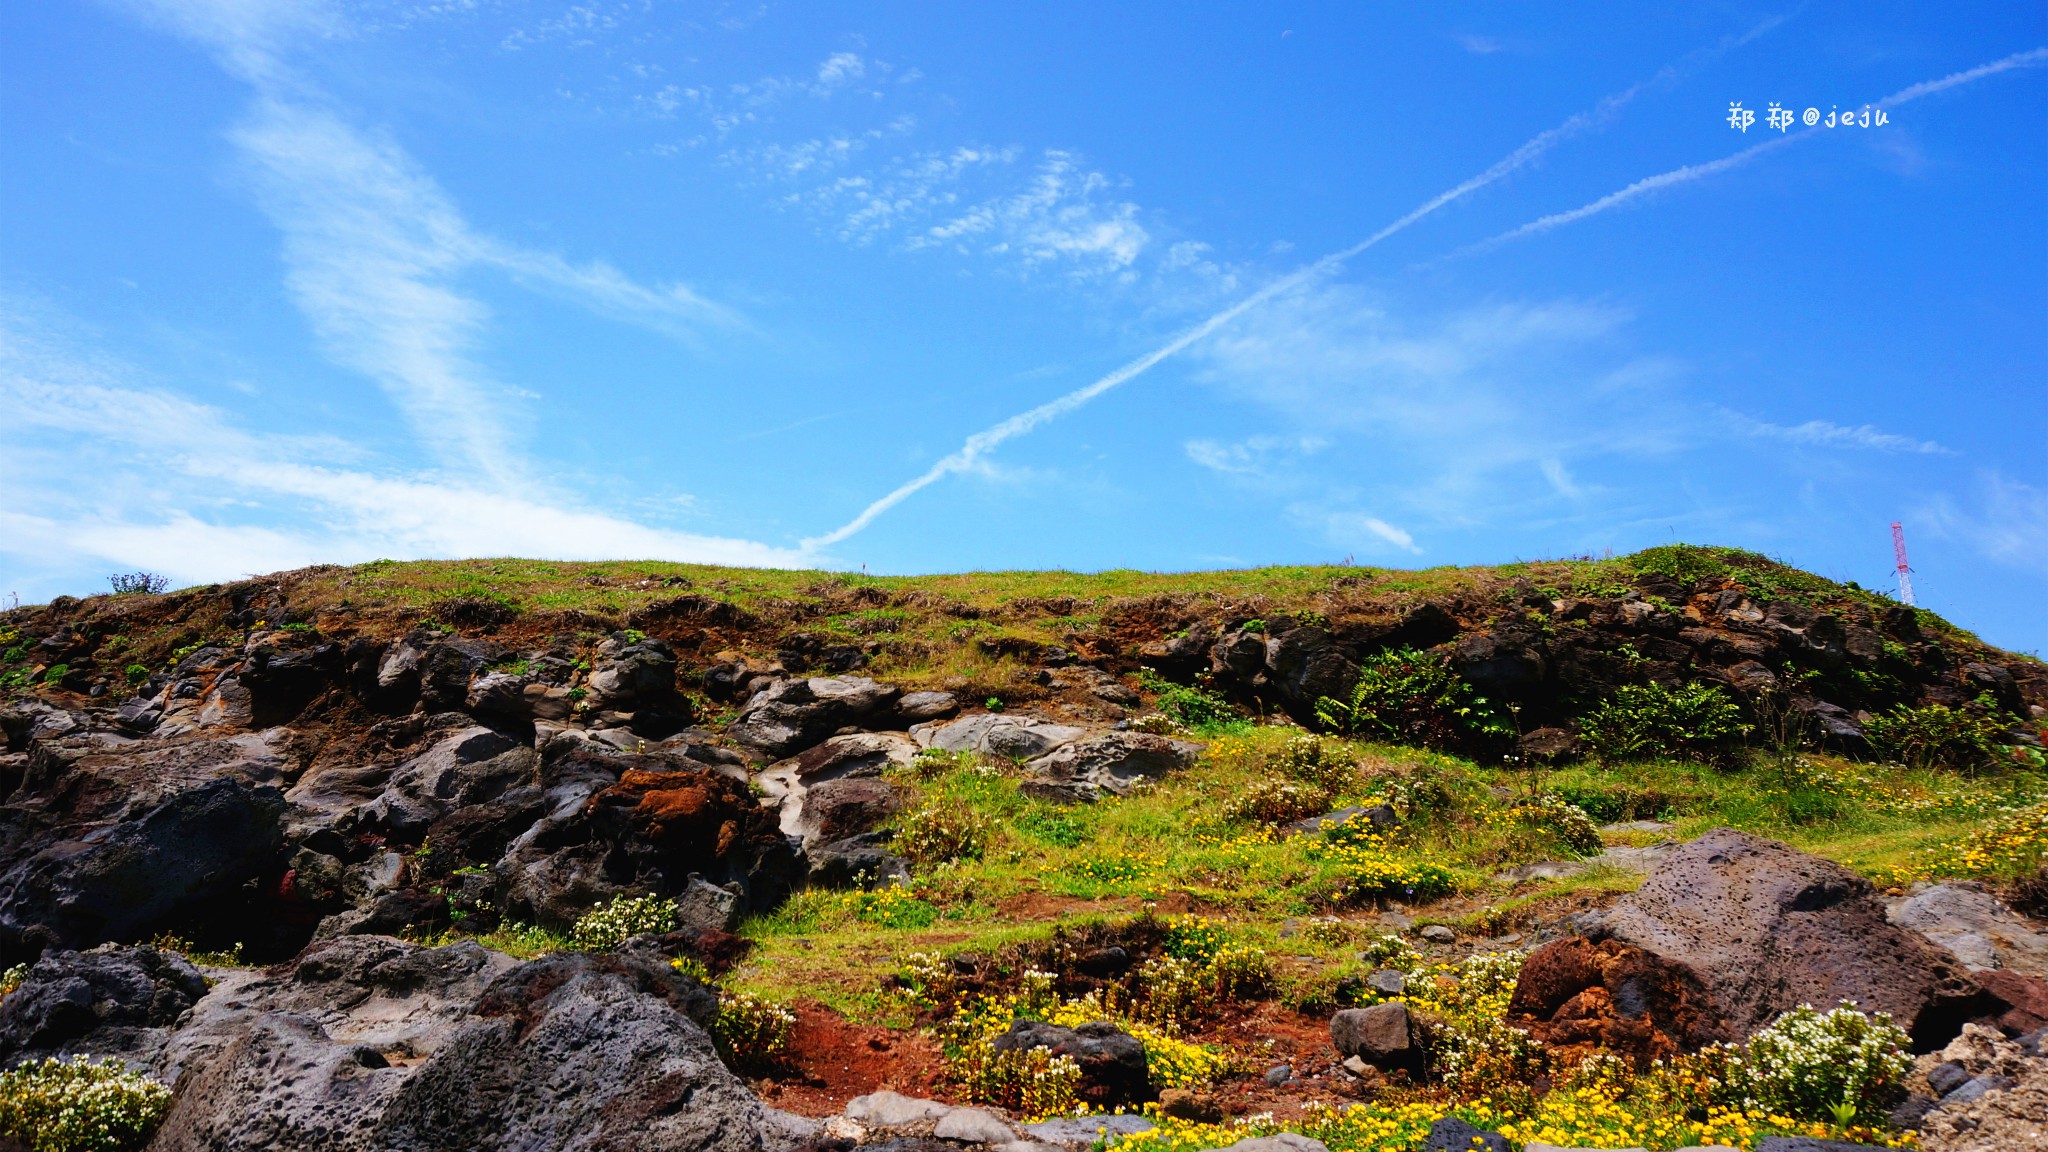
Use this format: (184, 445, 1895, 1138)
(1, 545, 2045, 1152)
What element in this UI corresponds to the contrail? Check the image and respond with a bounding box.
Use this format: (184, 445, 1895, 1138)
(798, 16, 1798, 553)
(1462, 46, 2048, 253)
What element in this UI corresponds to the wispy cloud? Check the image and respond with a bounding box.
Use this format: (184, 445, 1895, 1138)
(1303, 509, 1422, 555)
(1724, 411, 1949, 454)
(1918, 473, 2048, 578)
(0, 315, 802, 583)
(797, 22, 1799, 549)
(1184, 435, 1327, 477)
(1462, 46, 2048, 255)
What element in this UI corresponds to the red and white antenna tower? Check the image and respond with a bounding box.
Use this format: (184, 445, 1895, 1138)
(1890, 521, 1915, 607)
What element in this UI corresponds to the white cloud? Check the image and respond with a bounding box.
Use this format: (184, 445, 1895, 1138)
(1303, 509, 1421, 554)
(1920, 473, 2048, 577)
(1724, 411, 1949, 454)
(0, 318, 803, 586)
(816, 52, 865, 87)
(1183, 435, 1327, 476)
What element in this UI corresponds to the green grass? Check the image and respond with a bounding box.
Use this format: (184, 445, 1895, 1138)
(717, 724, 2048, 1018)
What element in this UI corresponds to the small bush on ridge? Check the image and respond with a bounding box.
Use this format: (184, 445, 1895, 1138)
(713, 990, 797, 1075)
(1864, 703, 2009, 773)
(1580, 682, 1749, 763)
(1714, 1003, 1912, 1126)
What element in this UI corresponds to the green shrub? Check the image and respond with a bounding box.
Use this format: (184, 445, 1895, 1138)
(1864, 704, 2009, 772)
(1135, 953, 1208, 1028)
(0, 963, 26, 999)
(41, 664, 70, 686)
(1209, 945, 1274, 1001)
(1716, 1004, 1912, 1126)
(569, 894, 678, 950)
(713, 990, 797, 1074)
(1137, 673, 1241, 732)
(1276, 734, 1359, 792)
(894, 801, 996, 865)
(1314, 647, 1510, 747)
(0, 1056, 172, 1152)
(1164, 916, 1231, 964)
(1579, 682, 1749, 762)
(122, 665, 150, 684)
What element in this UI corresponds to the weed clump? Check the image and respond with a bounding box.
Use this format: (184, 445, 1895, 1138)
(0, 1056, 172, 1152)
(1715, 1003, 1912, 1127)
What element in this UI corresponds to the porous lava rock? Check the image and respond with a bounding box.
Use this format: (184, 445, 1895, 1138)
(1505, 937, 1731, 1063)
(1584, 828, 1996, 1049)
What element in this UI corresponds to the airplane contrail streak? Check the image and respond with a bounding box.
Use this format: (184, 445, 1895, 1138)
(796, 17, 1801, 554)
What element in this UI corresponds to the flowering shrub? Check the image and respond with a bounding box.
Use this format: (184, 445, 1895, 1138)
(1222, 779, 1334, 827)
(894, 801, 996, 865)
(1163, 916, 1230, 964)
(1716, 1003, 1912, 1126)
(0, 963, 26, 1000)
(1931, 799, 2048, 880)
(1135, 954, 1206, 1028)
(1208, 945, 1273, 1001)
(1502, 794, 1604, 857)
(1124, 1023, 1233, 1089)
(713, 990, 797, 1075)
(952, 1039, 1082, 1119)
(848, 886, 939, 929)
(0, 1056, 172, 1152)
(569, 894, 678, 949)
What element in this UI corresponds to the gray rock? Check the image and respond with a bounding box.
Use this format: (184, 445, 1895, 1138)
(1220, 1136, 1328, 1152)
(1366, 968, 1407, 996)
(1021, 1114, 1154, 1147)
(728, 676, 901, 756)
(464, 670, 531, 719)
(1420, 924, 1456, 943)
(675, 877, 741, 933)
(1422, 1117, 1510, 1151)
(1887, 882, 2048, 977)
(368, 949, 755, 1151)
(805, 832, 913, 890)
(586, 635, 678, 709)
(757, 732, 919, 837)
(1587, 828, 1990, 1047)
(0, 945, 208, 1065)
(1281, 804, 1398, 839)
(915, 714, 1085, 760)
(358, 726, 537, 842)
(933, 1106, 1019, 1143)
(845, 1090, 952, 1126)
(1019, 732, 1203, 803)
(1264, 1063, 1292, 1086)
(896, 691, 961, 723)
(792, 776, 904, 850)
(992, 1019, 1148, 1107)
(1941, 1073, 2014, 1105)
(150, 1013, 408, 1152)
(1927, 1059, 1971, 1096)
(1752, 1139, 1894, 1152)
(1330, 1002, 1412, 1065)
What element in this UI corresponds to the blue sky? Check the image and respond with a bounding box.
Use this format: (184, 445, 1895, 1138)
(3, 2, 2044, 652)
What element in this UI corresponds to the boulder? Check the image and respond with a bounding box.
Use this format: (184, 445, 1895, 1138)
(0, 767, 286, 960)
(1888, 883, 2048, 977)
(1329, 1002, 1415, 1069)
(0, 945, 208, 1064)
(1505, 937, 1731, 1063)
(1280, 805, 1397, 839)
(1422, 1117, 1511, 1152)
(726, 676, 901, 756)
(757, 732, 920, 838)
(915, 714, 1086, 760)
(845, 1090, 952, 1126)
(358, 726, 538, 843)
(1583, 829, 1995, 1049)
(991, 1019, 1150, 1106)
(806, 832, 913, 890)
(1022, 1115, 1154, 1149)
(1219, 1136, 1329, 1152)
(1019, 733, 1203, 803)
(148, 946, 762, 1152)
(896, 691, 961, 723)
(791, 776, 905, 850)
(1262, 625, 1361, 716)
(586, 634, 679, 709)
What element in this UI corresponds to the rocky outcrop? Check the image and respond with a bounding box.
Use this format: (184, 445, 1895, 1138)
(1505, 937, 1731, 1063)
(1329, 1002, 1417, 1071)
(1582, 828, 1996, 1048)
(1019, 732, 1203, 803)
(727, 677, 901, 756)
(913, 713, 1084, 760)
(1890, 883, 2048, 977)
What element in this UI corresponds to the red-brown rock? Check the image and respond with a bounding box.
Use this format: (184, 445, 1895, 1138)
(1506, 937, 1730, 1065)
